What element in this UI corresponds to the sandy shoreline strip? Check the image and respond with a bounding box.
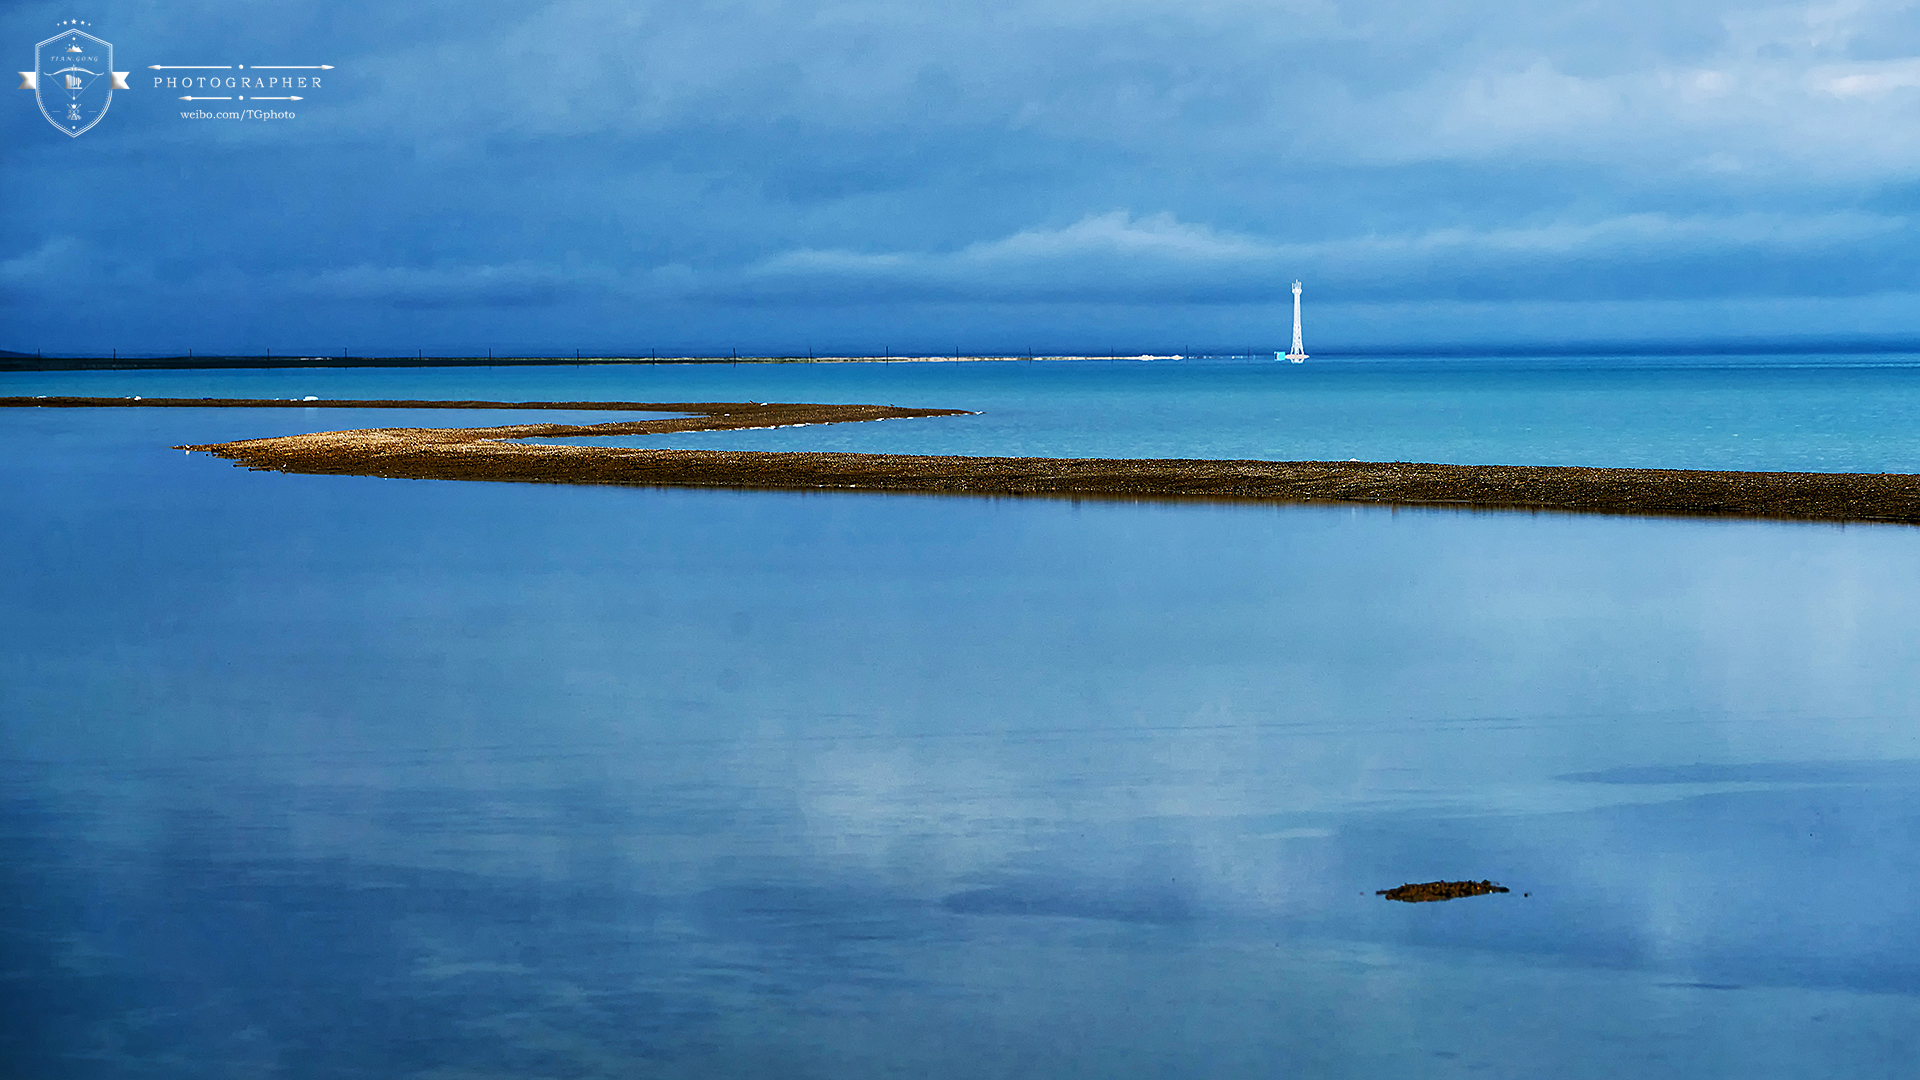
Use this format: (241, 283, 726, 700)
(9, 396, 1920, 524)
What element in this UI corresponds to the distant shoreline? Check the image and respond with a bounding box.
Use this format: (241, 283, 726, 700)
(9, 340, 1920, 372)
(9, 396, 1915, 526)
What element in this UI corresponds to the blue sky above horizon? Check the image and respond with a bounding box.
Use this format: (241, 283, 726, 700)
(6, 0, 1920, 355)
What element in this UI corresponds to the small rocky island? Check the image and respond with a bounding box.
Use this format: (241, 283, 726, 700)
(1377, 880, 1512, 902)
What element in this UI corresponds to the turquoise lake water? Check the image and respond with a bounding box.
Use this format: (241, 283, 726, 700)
(5, 357, 1920, 1077)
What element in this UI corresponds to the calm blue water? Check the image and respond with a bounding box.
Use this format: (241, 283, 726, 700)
(5, 359, 1920, 1078)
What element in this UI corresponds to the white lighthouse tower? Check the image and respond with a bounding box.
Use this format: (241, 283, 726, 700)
(1282, 280, 1308, 362)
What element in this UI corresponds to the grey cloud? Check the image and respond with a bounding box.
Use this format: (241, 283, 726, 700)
(332, 0, 1920, 183)
(0, 237, 88, 290)
(702, 209, 1914, 305)
(292, 262, 622, 309)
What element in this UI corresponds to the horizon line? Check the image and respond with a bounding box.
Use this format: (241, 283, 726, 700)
(11, 334, 1920, 369)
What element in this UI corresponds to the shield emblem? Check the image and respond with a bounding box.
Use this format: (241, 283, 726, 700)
(32, 28, 124, 137)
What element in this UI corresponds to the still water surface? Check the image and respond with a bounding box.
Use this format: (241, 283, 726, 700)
(4, 360, 1920, 1077)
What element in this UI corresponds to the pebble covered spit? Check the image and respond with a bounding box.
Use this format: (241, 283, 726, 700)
(11, 397, 1920, 524)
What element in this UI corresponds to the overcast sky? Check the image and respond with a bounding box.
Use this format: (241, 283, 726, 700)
(7, 0, 1920, 354)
